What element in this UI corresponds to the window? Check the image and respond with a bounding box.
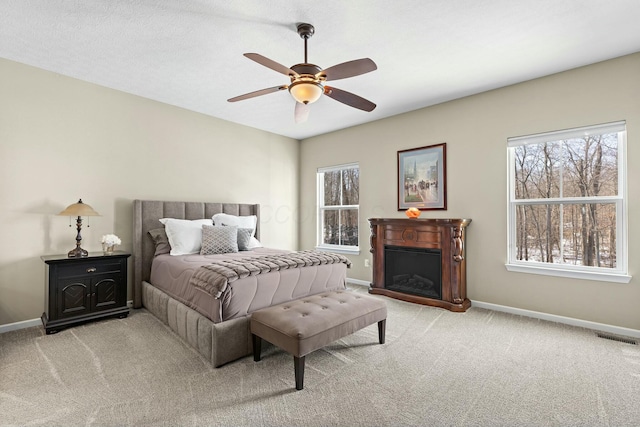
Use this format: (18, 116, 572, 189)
(506, 121, 630, 283)
(317, 163, 359, 253)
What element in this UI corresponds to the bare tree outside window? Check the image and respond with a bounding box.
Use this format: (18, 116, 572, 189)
(509, 122, 625, 276)
(318, 165, 359, 248)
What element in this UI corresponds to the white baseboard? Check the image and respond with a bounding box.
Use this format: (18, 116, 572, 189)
(346, 278, 370, 287)
(0, 300, 136, 334)
(471, 300, 640, 339)
(0, 318, 42, 334)
(350, 278, 640, 338)
(3, 296, 637, 339)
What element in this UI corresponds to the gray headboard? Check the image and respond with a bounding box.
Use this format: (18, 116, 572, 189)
(132, 200, 260, 308)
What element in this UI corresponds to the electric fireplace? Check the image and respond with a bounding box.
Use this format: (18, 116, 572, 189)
(369, 218, 471, 312)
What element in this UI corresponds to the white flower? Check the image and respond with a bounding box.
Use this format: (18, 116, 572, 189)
(101, 234, 121, 246)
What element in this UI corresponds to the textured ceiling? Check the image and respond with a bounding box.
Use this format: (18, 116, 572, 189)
(2, 0, 640, 140)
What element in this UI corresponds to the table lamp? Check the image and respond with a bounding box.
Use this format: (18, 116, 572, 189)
(58, 199, 100, 257)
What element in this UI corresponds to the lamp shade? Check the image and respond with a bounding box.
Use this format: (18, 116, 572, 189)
(289, 81, 323, 104)
(58, 199, 100, 217)
(58, 199, 99, 257)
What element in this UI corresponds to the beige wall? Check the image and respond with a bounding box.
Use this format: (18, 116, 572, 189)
(3, 53, 639, 331)
(300, 53, 640, 330)
(0, 59, 299, 326)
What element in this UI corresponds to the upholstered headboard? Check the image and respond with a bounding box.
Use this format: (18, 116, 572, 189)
(132, 200, 260, 308)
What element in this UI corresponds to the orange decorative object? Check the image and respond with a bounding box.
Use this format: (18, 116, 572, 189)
(405, 207, 421, 218)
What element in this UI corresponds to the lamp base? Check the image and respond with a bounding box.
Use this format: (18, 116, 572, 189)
(68, 247, 89, 258)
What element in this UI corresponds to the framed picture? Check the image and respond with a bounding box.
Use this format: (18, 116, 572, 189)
(398, 143, 447, 210)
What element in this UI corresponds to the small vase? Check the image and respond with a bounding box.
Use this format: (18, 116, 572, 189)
(103, 244, 116, 255)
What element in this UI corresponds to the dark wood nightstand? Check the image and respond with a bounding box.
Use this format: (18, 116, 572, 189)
(41, 251, 130, 334)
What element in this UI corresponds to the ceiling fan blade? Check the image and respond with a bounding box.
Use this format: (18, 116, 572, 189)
(319, 58, 377, 81)
(294, 102, 310, 123)
(324, 86, 376, 112)
(244, 53, 299, 78)
(227, 85, 287, 102)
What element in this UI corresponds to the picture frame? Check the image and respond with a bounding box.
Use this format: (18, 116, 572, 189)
(397, 143, 447, 210)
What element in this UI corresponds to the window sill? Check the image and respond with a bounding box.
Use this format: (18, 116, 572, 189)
(315, 245, 360, 255)
(505, 263, 631, 283)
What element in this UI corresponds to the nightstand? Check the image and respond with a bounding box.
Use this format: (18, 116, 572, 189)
(41, 251, 130, 334)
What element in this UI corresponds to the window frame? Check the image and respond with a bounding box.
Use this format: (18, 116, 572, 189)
(506, 121, 630, 283)
(316, 163, 360, 254)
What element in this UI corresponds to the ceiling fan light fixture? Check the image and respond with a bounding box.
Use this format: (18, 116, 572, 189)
(289, 80, 323, 104)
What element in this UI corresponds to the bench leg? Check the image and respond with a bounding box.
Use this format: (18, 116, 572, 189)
(378, 319, 386, 344)
(252, 334, 262, 362)
(294, 356, 305, 390)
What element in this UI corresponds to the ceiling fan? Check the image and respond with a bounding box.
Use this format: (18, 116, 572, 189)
(227, 23, 377, 123)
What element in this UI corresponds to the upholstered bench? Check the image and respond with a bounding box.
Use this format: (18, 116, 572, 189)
(250, 290, 387, 390)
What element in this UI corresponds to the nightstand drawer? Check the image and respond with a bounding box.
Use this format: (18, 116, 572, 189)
(56, 260, 124, 278)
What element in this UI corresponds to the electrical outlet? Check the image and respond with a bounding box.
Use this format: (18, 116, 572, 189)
(364, 259, 370, 268)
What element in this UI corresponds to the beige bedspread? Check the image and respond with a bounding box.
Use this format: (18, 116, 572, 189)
(190, 250, 352, 298)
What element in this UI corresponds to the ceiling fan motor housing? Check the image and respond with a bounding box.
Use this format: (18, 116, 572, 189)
(290, 63, 322, 77)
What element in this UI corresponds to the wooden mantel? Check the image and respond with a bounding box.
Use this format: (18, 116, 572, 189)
(369, 218, 472, 312)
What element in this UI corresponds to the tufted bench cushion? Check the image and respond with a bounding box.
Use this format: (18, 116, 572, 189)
(251, 290, 387, 390)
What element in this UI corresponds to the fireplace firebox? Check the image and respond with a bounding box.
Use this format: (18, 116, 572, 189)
(369, 218, 471, 312)
(385, 246, 441, 299)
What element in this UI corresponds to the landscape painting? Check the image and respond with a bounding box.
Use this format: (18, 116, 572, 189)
(398, 143, 447, 210)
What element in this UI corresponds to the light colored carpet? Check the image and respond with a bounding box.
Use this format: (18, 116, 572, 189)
(1, 286, 639, 427)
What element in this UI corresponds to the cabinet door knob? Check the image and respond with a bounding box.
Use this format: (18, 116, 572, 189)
(86, 267, 97, 273)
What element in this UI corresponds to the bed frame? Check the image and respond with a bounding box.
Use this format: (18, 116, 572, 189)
(133, 200, 261, 367)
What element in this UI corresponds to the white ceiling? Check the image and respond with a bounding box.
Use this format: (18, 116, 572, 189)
(2, 0, 640, 140)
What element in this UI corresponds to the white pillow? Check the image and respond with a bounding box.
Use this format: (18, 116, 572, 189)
(212, 213, 256, 236)
(159, 218, 213, 256)
(212, 213, 262, 249)
(247, 236, 263, 249)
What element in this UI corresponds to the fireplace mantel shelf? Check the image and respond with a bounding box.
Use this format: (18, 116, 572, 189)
(368, 217, 471, 312)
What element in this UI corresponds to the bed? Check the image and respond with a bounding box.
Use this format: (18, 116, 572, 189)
(132, 200, 349, 367)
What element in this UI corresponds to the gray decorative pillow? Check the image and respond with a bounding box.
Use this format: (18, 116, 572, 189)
(237, 228, 253, 251)
(148, 228, 171, 257)
(200, 225, 238, 255)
